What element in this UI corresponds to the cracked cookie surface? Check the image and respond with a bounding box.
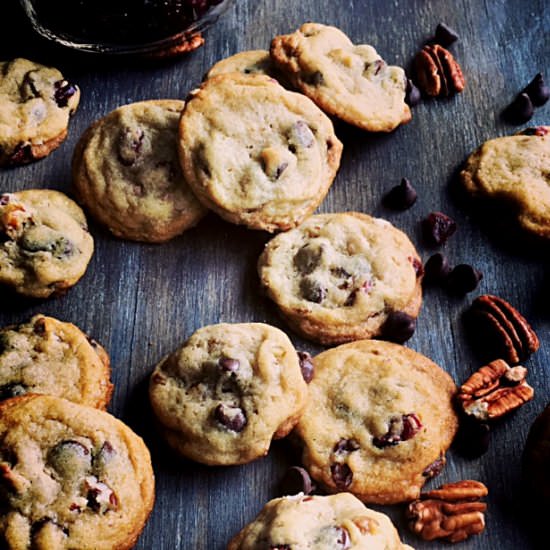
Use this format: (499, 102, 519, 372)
(0, 190, 94, 298)
(0, 314, 112, 409)
(72, 99, 206, 243)
(149, 323, 308, 465)
(0, 58, 79, 166)
(228, 493, 413, 550)
(294, 340, 458, 504)
(460, 126, 550, 239)
(258, 212, 422, 345)
(178, 73, 342, 232)
(0, 395, 154, 550)
(270, 23, 410, 132)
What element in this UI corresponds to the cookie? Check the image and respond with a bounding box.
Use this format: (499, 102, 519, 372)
(257, 212, 423, 345)
(0, 58, 80, 166)
(0, 394, 154, 550)
(72, 99, 206, 243)
(149, 322, 308, 465)
(523, 401, 550, 504)
(228, 492, 413, 550)
(270, 23, 411, 132)
(0, 189, 94, 298)
(293, 340, 458, 504)
(0, 314, 112, 409)
(178, 73, 343, 232)
(460, 126, 550, 238)
(205, 49, 284, 81)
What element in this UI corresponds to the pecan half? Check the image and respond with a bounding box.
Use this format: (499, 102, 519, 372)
(414, 44, 465, 97)
(457, 359, 533, 420)
(468, 295, 539, 364)
(407, 480, 487, 543)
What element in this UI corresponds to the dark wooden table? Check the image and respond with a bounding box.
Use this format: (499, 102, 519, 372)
(1, 0, 549, 548)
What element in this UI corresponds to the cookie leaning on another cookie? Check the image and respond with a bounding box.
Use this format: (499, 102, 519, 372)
(149, 322, 308, 465)
(270, 22, 411, 132)
(0, 314, 112, 409)
(294, 339, 458, 504)
(0, 189, 94, 298)
(205, 49, 285, 82)
(258, 212, 422, 345)
(0, 58, 80, 167)
(178, 73, 342, 232)
(72, 100, 207, 243)
(0, 395, 155, 550)
(228, 492, 413, 550)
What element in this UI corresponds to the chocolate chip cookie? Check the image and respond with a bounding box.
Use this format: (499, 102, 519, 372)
(294, 340, 458, 504)
(0, 314, 112, 409)
(0, 190, 94, 298)
(258, 212, 423, 345)
(0, 58, 80, 166)
(205, 49, 284, 81)
(149, 322, 308, 465)
(0, 395, 155, 550)
(460, 126, 550, 238)
(72, 100, 206, 243)
(270, 23, 411, 132)
(178, 73, 342, 232)
(228, 492, 413, 550)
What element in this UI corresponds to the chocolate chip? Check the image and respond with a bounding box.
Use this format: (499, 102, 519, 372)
(422, 454, 446, 479)
(214, 403, 247, 432)
(423, 211, 457, 245)
(305, 71, 324, 86)
(333, 438, 360, 454)
(504, 92, 534, 124)
(381, 311, 416, 343)
(455, 414, 490, 458)
(299, 278, 326, 303)
(279, 466, 315, 495)
(405, 78, 422, 107)
(0, 383, 28, 401)
(447, 264, 483, 294)
(118, 127, 144, 166)
(0, 194, 10, 206)
(383, 178, 417, 210)
(297, 351, 314, 383)
(423, 253, 452, 284)
(434, 23, 459, 47)
(410, 256, 424, 278)
(523, 73, 550, 106)
(288, 120, 315, 150)
(330, 463, 353, 489)
(520, 126, 549, 136)
(218, 357, 240, 372)
(85, 476, 118, 513)
(53, 80, 78, 108)
(33, 317, 47, 334)
(9, 143, 33, 165)
(294, 243, 323, 274)
(93, 441, 116, 473)
(47, 440, 92, 478)
(335, 527, 351, 549)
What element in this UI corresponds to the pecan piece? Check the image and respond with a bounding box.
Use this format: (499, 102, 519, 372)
(457, 359, 534, 420)
(407, 480, 487, 543)
(414, 44, 465, 97)
(468, 294, 539, 364)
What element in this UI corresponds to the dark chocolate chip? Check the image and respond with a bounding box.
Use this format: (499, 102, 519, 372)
(289, 120, 315, 149)
(305, 71, 324, 86)
(333, 438, 360, 454)
(0, 383, 28, 401)
(523, 73, 550, 107)
(214, 403, 247, 432)
(455, 415, 490, 458)
(297, 351, 314, 383)
(93, 441, 116, 473)
(520, 126, 549, 136)
(9, 143, 33, 165)
(294, 243, 323, 274)
(422, 454, 446, 479)
(383, 178, 417, 210)
(54, 80, 78, 108)
(118, 127, 144, 166)
(504, 93, 534, 125)
(405, 78, 422, 107)
(299, 278, 326, 303)
(279, 465, 315, 495)
(381, 311, 416, 344)
(373, 413, 422, 448)
(218, 357, 240, 372)
(33, 317, 47, 334)
(446, 264, 483, 294)
(0, 194, 10, 206)
(21, 72, 41, 99)
(47, 440, 92, 478)
(434, 23, 459, 47)
(330, 463, 353, 489)
(423, 211, 457, 245)
(423, 253, 452, 284)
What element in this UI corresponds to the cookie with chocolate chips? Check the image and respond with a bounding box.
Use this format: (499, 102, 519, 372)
(72, 100, 206, 243)
(0, 189, 94, 298)
(228, 492, 413, 550)
(178, 73, 342, 232)
(0, 58, 80, 166)
(294, 340, 458, 504)
(270, 23, 411, 132)
(258, 212, 423, 345)
(0, 314, 112, 409)
(0, 395, 154, 550)
(149, 323, 308, 465)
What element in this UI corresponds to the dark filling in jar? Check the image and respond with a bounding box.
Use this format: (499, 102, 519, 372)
(31, 0, 224, 46)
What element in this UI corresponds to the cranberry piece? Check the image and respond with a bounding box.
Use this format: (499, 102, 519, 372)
(401, 413, 423, 440)
(423, 212, 457, 246)
(54, 80, 78, 108)
(33, 317, 47, 334)
(520, 126, 549, 136)
(384, 178, 417, 210)
(422, 454, 446, 479)
(446, 264, 483, 294)
(373, 413, 422, 448)
(218, 357, 240, 372)
(381, 311, 416, 344)
(330, 463, 353, 489)
(214, 403, 247, 432)
(335, 527, 351, 549)
(297, 351, 314, 383)
(410, 256, 424, 278)
(279, 466, 315, 496)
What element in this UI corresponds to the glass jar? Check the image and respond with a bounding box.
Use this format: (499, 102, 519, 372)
(18, 0, 235, 56)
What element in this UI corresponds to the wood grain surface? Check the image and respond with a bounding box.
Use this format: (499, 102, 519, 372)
(1, 0, 549, 548)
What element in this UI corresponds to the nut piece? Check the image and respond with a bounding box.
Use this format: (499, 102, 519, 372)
(414, 44, 465, 97)
(468, 295, 539, 364)
(407, 480, 488, 543)
(457, 359, 534, 420)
